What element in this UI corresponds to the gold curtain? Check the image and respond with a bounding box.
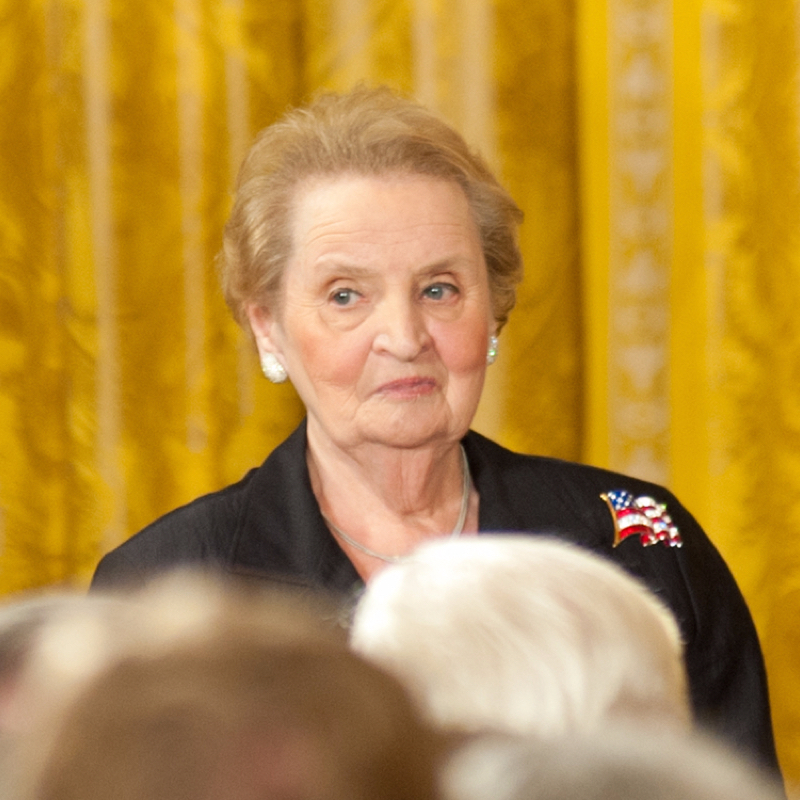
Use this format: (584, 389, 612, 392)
(579, 0, 800, 785)
(1, 0, 799, 786)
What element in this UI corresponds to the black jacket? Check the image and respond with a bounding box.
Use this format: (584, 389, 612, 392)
(92, 421, 780, 775)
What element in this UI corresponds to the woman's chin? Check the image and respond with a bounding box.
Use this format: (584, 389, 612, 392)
(355, 409, 464, 451)
(310, 401, 470, 453)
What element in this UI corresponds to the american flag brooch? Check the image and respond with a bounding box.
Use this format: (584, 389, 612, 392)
(601, 489, 683, 548)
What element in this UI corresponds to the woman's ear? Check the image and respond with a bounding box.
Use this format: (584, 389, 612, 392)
(246, 304, 289, 383)
(245, 303, 282, 360)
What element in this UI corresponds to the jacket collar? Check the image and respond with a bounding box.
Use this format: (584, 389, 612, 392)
(226, 420, 362, 594)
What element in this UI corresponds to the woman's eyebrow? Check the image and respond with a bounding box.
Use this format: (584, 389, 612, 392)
(312, 261, 375, 279)
(418, 257, 463, 275)
(313, 255, 466, 280)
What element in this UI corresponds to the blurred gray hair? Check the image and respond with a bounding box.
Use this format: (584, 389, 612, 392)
(442, 727, 784, 800)
(350, 535, 690, 737)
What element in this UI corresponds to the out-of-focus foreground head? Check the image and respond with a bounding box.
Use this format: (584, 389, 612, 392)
(350, 535, 690, 737)
(3, 572, 345, 741)
(442, 727, 785, 800)
(0, 592, 135, 739)
(4, 570, 446, 800)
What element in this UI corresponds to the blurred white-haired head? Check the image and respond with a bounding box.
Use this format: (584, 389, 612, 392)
(350, 535, 690, 737)
(442, 726, 784, 800)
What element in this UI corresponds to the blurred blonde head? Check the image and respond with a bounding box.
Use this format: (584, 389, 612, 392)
(7, 570, 446, 800)
(0, 592, 138, 740)
(350, 535, 690, 737)
(9, 571, 344, 731)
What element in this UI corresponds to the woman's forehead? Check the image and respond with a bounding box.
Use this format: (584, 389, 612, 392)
(288, 174, 478, 250)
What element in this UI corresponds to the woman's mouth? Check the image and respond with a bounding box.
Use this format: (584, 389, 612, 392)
(376, 377, 437, 399)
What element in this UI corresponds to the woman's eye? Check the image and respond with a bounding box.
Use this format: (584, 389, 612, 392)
(422, 282, 458, 301)
(330, 288, 358, 306)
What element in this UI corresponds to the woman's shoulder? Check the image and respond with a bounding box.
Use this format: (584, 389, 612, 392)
(463, 429, 684, 510)
(91, 423, 311, 591)
(463, 429, 712, 611)
(90, 467, 261, 591)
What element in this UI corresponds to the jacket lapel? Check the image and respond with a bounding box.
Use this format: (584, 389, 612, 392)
(226, 420, 362, 594)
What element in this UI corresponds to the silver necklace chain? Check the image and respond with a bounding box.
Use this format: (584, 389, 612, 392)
(322, 445, 471, 563)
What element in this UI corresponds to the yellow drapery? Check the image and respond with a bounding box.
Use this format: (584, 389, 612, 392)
(1, 0, 799, 786)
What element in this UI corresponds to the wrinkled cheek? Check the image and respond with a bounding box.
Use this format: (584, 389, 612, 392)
(447, 335, 490, 374)
(297, 336, 367, 394)
(436, 314, 492, 369)
(443, 347, 489, 414)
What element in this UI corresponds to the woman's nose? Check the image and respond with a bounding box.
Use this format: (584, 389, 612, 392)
(372, 298, 431, 360)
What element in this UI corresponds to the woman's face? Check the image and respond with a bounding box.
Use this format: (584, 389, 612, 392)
(247, 173, 496, 453)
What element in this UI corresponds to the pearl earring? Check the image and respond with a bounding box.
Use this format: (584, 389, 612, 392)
(486, 335, 499, 365)
(260, 353, 288, 384)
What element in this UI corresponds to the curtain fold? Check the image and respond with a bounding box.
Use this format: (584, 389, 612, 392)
(1, 0, 799, 786)
(579, 0, 800, 783)
(700, 1, 800, 782)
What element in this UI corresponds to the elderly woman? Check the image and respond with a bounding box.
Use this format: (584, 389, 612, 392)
(92, 87, 779, 776)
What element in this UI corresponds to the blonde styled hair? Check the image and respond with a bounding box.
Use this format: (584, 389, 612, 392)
(220, 86, 524, 331)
